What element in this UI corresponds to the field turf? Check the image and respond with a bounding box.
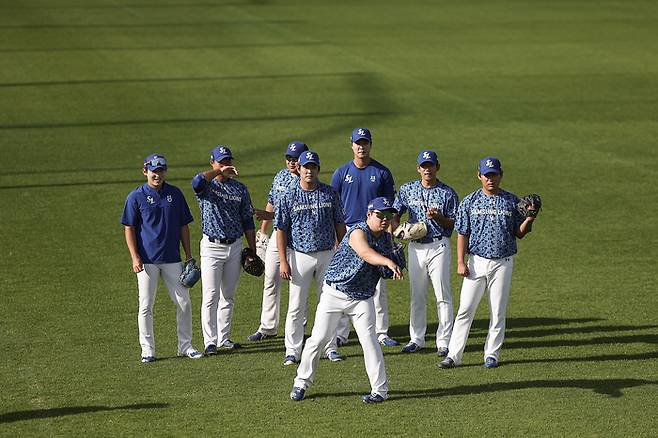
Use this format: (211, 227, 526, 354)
(1, 0, 657, 436)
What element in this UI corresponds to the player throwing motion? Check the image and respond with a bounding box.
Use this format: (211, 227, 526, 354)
(331, 128, 399, 347)
(290, 197, 403, 404)
(247, 141, 309, 342)
(192, 146, 257, 355)
(121, 154, 203, 363)
(438, 157, 538, 369)
(276, 151, 347, 365)
(392, 150, 458, 356)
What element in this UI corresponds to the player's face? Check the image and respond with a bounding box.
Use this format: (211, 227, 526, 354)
(144, 168, 167, 189)
(300, 163, 319, 183)
(352, 139, 371, 159)
(367, 210, 393, 231)
(479, 171, 502, 194)
(417, 162, 438, 182)
(286, 155, 300, 174)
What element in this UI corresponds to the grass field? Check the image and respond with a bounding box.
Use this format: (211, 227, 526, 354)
(1, 0, 657, 436)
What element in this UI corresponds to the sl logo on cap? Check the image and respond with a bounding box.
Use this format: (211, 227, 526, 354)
(382, 198, 390, 206)
(219, 147, 227, 154)
(423, 152, 431, 159)
(358, 129, 366, 135)
(305, 152, 313, 159)
(486, 159, 494, 167)
(289, 144, 296, 151)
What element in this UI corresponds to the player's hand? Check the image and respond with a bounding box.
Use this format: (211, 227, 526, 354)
(457, 260, 469, 277)
(427, 208, 442, 221)
(132, 257, 144, 273)
(279, 259, 292, 281)
(220, 165, 239, 179)
(386, 261, 403, 280)
(253, 208, 274, 221)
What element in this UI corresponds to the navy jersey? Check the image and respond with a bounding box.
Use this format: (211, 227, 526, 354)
(121, 182, 193, 264)
(393, 180, 459, 240)
(331, 159, 395, 226)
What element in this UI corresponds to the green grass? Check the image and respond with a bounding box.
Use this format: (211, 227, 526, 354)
(1, 0, 657, 436)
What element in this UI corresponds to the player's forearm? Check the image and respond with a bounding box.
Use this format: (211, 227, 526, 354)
(201, 168, 224, 181)
(335, 223, 347, 243)
(259, 203, 275, 233)
(276, 229, 288, 259)
(516, 217, 534, 238)
(180, 225, 192, 260)
(457, 233, 468, 263)
(244, 229, 256, 251)
(436, 216, 455, 230)
(124, 226, 141, 261)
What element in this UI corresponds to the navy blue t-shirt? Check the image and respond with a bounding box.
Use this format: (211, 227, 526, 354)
(121, 182, 194, 264)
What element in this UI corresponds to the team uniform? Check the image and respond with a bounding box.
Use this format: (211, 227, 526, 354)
(291, 221, 393, 402)
(192, 168, 255, 351)
(445, 188, 525, 365)
(393, 179, 458, 351)
(121, 180, 199, 360)
(275, 181, 344, 361)
(331, 157, 396, 344)
(255, 168, 301, 337)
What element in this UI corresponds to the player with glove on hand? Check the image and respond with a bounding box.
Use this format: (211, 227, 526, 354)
(121, 154, 203, 363)
(247, 141, 309, 342)
(438, 157, 539, 370)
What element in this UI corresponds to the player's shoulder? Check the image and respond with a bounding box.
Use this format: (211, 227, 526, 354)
(499, 189, 520, 203)
(333, 161, 352, 174)
(126, 183, 148, 199)
(273, 168, 289, 179)
(461, 189, 483, 204)
(438, 181, 458, 196)
(399, 180, 419, 192)
(163, 182, 183, 195)
(369, 159, 392, 173)
(318, 181, 338, 193)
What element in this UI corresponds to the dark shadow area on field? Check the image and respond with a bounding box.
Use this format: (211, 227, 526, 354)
(0, 20, 299, 30)
(457, 350, 658, 367)
(463, 333, 658, 352)
(0, 71, 363, 89)
(0, 111, 391, 131)
(0, 403, 168, 424)
(308, 379, 658, 401)
(0, 42, 326, 54)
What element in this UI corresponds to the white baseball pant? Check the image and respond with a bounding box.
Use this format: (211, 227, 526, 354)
(336, 278, 389, 343)
(136, 262, 194, 357)
(285, 249, 337, 357)
(294, 283, 388, 399)
(447, 254, 514, 365)
(200, 235, 243, 348)
(408, 238, 454, 349)
(256, 232, 282, 336)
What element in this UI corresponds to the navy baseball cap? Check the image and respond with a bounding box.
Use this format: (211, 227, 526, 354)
(417, 150, 439, 165)
(479, 157, 502, 175)
(144, 153, 167, 171)
(367, 197, 397, 213)
(285, 141, 309, 158)
(299, 150, 320, 166)
(210, 145, 233, 162)
(351, 127, 372, 143)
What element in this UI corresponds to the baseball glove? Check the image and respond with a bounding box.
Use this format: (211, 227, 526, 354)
(180, 258, 201, 288)
(241, 248, 265, 277)
(517, 193, 542, 218)
(379, 242, 406, 279)
(255, 230, 269, 260)
(393, 221, 428, 241)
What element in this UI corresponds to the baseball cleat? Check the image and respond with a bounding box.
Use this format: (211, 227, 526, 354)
(438, 357, 456, 369)
(336, 337, 348, 347)
(220, 339, 242, 350)
(362, 393, 386, 404)
(484, 357, 498, 368)
(437, 347, 449, 357)
(290, 387, 305, 401)
(327, 351, 344, 362)
(204, 344, 218, 355)
(401, 342, 422, 353)
(247, 331, 273, 342)
(141, 356, 156, 363)
(179, 350, 203, 359)
(379, 337, 399, 347)
(283, 355, 300, 366)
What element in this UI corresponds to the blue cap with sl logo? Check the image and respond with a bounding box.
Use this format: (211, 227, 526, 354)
(479, 157, 502, 174)
(285, 141, 309, 158)
(144, 153, 167, 171)
(299, 150, 320, 166)
(210, 145, 233, 162)
(367, 196, 397, 213)
(417, 150, 439, 165)
(351, 127, 372, 143)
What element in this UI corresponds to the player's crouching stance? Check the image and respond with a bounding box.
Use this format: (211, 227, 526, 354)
(289, 197, 403, 404)
(438, 157, 539, 370)
(121, 154, 203, 363)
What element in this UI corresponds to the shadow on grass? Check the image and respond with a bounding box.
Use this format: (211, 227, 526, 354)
(0, 403, 168, 424)
(457, 350, 658, 367)
(308, 378, 658, 401)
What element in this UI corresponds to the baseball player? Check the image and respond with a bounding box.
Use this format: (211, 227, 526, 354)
(438, 157, 538, 369)
(289, 197, 403, 404)
(276, 150, 347, 364)
(392, 150, 458, 355)
(192, 145, 257, 355)
(247, 141, 309, 342)
(330, 127, 398, 347)
(121, 154, 203, 363)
